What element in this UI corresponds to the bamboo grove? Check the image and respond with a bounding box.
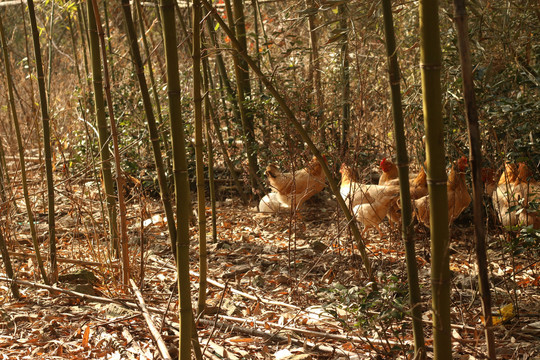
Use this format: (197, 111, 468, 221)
(0, 0, 538, 359)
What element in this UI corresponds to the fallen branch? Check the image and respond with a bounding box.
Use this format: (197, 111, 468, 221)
(130, 279, 172, 360)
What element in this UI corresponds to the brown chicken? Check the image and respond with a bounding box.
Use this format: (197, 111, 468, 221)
(386, 165, 428, 227)
(265, 156, 326, 210)
(493, 162, 539, 228)
(492, 163, 519, 227)
(414, 156, 471, 227)
(353, 190, 400, 238)
(481, 167, 498, 196)
(379, 158, 398, 185)
(340, 164, 399, 207)
(340, 164, 400, 237)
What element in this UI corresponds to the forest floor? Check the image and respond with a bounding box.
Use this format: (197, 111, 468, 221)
(1, 185, 539, 359)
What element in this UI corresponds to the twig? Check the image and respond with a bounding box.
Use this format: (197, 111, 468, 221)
(130, 279, 172, 360)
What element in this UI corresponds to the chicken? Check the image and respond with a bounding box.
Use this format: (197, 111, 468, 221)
(413, 156, 471, 227)
(340, 164, 400, 237)
(340, 164, 399, 208)
(515, 163, 539, 228)
(264, 156, 326, 210)
(386, 165, 428, 227)
(493, 162, 539, 228)
(492, 163, 520, 227)
(258, 192, 289, 213)
(353, 190, 400, 238)
(481, 167, 498, 196)
(379, 158, 398, 185)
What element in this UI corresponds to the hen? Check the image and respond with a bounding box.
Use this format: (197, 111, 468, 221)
(353, 190, 400, 238)
(386, 165, 428, 227)
(493, 162, 539, 228)
(340, 164, 400, 237)
(481, 168, 498, 196)
(258, 192, 289, 213)
(414, 156, 471, 227)
(379, 158, 398, 185)
(265, 156, 326, 210)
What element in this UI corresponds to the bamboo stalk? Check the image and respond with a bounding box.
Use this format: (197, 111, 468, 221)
(202, 47, 218, 243)
(27, 0, 58, 284)
(0, 227, 19, 299)
(381, 0, 425, 357)
(120, 0, 178, 261)
(86, 0, 119, 258)
(159, 0, 194, 356)
(419, 0, 452, 358)
(135, 0, 172, 177)
(0, 12, 49, 285)
(90, 0, 130, 284)
(192, 0, 208, 315)
(338, 3, 350, 158)
(452, 1, 496, 358)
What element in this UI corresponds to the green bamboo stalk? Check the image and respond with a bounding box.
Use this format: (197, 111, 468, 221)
(203, 67, 218, 244)
(76, 3, 90, 82)
(135, 0, 172, 178)
(0, 12, 49, 285)
(0, 134, 8, 202)
(203, 10, 241, 126)
(419, 0, 452, 358)
(90, 0, 130, 284)
(252, 0, 273, 68)
(87, 0, 119, 257)
(160, 0, 194, 357)
(250, 0, 262, 93)
(201, 0, 374, 282)
(27, 0, 58, 283)
(102, 1, 114, 83)
(120, 0, 177, 260)
(226, 0, 262, 194)
(192, 0, 208, 316)
(46, 0, 54, 104)
(381, 0, 425, 357)
(305, 0, 323, 123)
(66, 5, 108, 244)
(19, 0, 41, 168)
(202, 56, 248, 204)
(453, 1, 496, 358)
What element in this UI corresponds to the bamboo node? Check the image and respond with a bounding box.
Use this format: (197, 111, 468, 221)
(419, 62, 441, 70)
(426, 179, 447, 185)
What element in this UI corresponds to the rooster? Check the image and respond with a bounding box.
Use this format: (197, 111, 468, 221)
(340, 164, 400, 237)
(379, 158, 398, 185)
(413, 156, 471, 227)
(264, 156, 326, 210)
(493, 162, 539, 228)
